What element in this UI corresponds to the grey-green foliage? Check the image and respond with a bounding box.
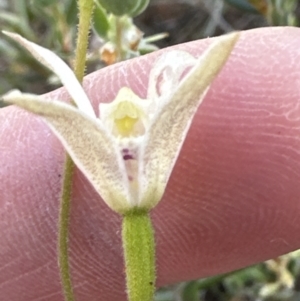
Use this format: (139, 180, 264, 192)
(224, 0, 259, 13)
(267, 0, 298, 26)
(92, 1, 110, 38)
(95, 0, 149, 16)
(155, 251, 300, 301)
(0, 0, 78, 95)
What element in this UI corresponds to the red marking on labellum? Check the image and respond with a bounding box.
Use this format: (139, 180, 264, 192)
(123, 154, 133, 160)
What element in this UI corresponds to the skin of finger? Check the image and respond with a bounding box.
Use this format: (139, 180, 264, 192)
(1, 26, 300, 301)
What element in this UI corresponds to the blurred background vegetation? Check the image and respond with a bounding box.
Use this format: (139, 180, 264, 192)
(1, 0, 300, 300)
(1, 0, 299, 96)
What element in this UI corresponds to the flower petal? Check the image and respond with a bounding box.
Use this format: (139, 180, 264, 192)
(140, 32, 240, 209)
(2, 31, 96, 118)
(1, 92, 131, 214)
(147, 50, 196, 100)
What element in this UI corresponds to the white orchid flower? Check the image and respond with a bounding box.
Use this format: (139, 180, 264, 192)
(2, 31, 239, 214)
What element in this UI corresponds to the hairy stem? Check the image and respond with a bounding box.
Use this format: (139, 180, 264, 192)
(58, 155, 76, 301)
(122, 209, 156, 301)
(58, 1, 94, 301)
(74, 0, 94, 82)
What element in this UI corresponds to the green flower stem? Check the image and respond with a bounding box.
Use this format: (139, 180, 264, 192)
(115, 16, 123, 62)
(58, 155, 76, 301)
(122, 209, 156, 301)
(58, 1, 94, 301)
(74, 0, 94, 82)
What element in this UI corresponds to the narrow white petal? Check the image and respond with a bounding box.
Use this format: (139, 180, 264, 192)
(2, 31, 96, 118)
(2, 93, 131, 214)
(140, 32, 240, 209)
(147, 50, 196, 100)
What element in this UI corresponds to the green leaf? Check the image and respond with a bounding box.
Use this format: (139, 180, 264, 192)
(30, 0, 59, 7)
(0, 13, 36, 41)
(224, 0, 258, 13)
(182, 281, 199, 301)
(65, 0, 78, 25)
(129, 0, 149, 17)
(92, 1, 110, 38)
(0, 12, 23, 29)
(138, 44, 159, 55)
(95, 0, 148, 16)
